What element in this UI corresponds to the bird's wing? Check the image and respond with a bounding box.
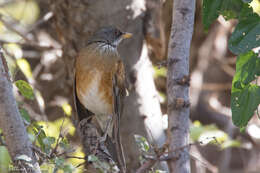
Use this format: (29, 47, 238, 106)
(112, 60, 126, 172)
(73, 76, 94, 122)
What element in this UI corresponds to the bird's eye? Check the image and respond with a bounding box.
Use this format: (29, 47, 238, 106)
(115, 30, 120, 36)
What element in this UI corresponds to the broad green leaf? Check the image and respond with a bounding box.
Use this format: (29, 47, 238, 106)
(231, 84, 260, 127)
(232, 51, 260, 87)
(202, 0, 244, 30)
(15, 80, 34, 100)
(19, 108, 31, 124)
(229, 4, 260, 54)
(203, 0, 222, 30)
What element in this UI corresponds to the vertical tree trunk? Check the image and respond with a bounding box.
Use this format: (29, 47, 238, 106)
(167, 0, 195, 172)
(0, 47, 40, 173)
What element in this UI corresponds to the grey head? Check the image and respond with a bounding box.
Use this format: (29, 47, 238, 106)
(88, 26, 132, 48)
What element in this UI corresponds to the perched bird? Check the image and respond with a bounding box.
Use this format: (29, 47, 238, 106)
(74, 26, 132, 172)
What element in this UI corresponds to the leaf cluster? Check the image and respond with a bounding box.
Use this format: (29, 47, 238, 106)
(203, 0, 260, 129)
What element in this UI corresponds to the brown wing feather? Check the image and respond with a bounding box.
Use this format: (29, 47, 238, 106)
(112, 60, 126, 172)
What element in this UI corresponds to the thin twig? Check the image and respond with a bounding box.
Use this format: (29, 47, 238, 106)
(135, 137, 220, 172)
(136, 159, 157, 173)
(0, 46, 11, 82)
(50, 116, 66, 157)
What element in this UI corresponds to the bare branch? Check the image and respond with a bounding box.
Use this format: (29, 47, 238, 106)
(166, 0, 196, 172)
(0, 45, 41, 172)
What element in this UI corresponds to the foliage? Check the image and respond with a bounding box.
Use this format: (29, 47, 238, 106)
(190, 121, 241, 149)
(203, 0, 260, 129)
(15, 80, 34, 100)
(0, 78, 83, 172)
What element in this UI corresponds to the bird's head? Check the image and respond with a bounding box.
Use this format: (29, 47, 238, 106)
(88, 26, 132, 50)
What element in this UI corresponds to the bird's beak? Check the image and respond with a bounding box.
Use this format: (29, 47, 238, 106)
(122, 32, 132, 39)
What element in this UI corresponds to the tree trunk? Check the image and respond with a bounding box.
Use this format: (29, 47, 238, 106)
(0, 47, 41, 173)
(167, 0, 195, 172)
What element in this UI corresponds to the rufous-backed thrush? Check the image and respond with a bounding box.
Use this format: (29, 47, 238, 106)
(74, 26, 132, 172)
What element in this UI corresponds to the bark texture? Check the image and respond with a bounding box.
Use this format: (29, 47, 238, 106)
(167, 0, 195, 172)
(0, 47, 40, 173)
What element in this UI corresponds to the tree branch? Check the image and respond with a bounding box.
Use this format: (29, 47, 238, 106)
(167, 0, 196, 172)
(0, 45, 41, 173)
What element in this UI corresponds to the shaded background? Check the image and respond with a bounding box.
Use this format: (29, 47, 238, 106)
(0, 0, 260, 172)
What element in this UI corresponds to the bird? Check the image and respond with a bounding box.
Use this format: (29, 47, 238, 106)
(74, 26, 132, 172)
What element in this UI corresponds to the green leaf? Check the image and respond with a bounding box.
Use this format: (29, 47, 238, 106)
(88, 155, 98, 162)
(134, 134, 150, 152)
(232, 51, 260, 87)
(202, 0, 244, 30)
(43, 137, 55, 147)
(229, 4, 260, 54)
(15, 80, 34, 100)
(231, 84, 260, 127)
(59, 138, 69, 150)
(63, 164, 75, 173)
(15, 154, 32, 162)
(54, 157, 65, 168)
(19, 108, 31, 125)
(221, 139, 241, 149)
(31, 123, 47, 150)
(203, 0, 222, 30)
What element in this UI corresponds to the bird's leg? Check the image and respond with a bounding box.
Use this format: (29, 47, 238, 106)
(98, 116, 113, 143)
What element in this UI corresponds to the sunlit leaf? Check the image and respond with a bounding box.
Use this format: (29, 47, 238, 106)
(199, 130, 228, 145)
(3, 43, 23, 59)
(0, 0, 40, 25)
(37, 118, 75, 139)
(15, 80, 34, 99)
(190, 123, 220, 141)
(221, 139, 241, 149)
(154, 66, 167, 78)
(250, 0, 260, 15)
(62, 102, 72, 116)
(16, 58, 33, 80)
